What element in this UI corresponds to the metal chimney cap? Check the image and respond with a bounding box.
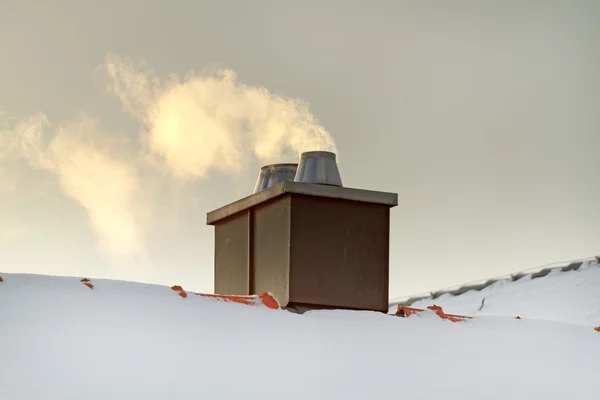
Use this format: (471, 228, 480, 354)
(294, 150, 342, 187)
(253, 163, 298, 194)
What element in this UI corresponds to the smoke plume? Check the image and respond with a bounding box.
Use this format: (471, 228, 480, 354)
(102, 53, 337, 179)
(0, 53, 337, 262)
(1, 113, 151, 262)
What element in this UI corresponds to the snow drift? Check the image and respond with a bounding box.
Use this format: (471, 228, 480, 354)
(1, 271, 599, 400)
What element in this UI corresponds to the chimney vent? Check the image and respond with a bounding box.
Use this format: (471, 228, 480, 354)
(294, 151, 343, 187)
(253, 163, 298, 194)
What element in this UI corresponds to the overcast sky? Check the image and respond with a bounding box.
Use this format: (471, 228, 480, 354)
(1, 0, 599, 298)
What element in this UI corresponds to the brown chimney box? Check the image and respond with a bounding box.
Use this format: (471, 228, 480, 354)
(206, 180, 398, 313)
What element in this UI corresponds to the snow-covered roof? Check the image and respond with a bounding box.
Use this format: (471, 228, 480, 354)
(389, 257, 600, 326)
(1, 261, 599, 399)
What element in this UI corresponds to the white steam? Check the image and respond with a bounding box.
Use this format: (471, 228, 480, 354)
(1, 113, 151, 262)
(0, 53, 337, 262)
(103, 53, 337, 179)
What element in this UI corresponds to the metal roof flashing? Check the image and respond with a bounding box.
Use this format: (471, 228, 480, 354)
(206, 181, 398, 225)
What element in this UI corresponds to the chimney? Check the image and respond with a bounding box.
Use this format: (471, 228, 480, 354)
(206, 151, 398, 313)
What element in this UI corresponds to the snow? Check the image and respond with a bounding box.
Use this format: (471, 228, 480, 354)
(396, 260, 600, 326)
(1, 271, 599, 400)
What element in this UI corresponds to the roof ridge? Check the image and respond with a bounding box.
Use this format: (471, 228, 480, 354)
(390, 255, 599, 307)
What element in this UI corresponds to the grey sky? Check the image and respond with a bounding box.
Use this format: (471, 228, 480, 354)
(1, 0, 599, 298)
